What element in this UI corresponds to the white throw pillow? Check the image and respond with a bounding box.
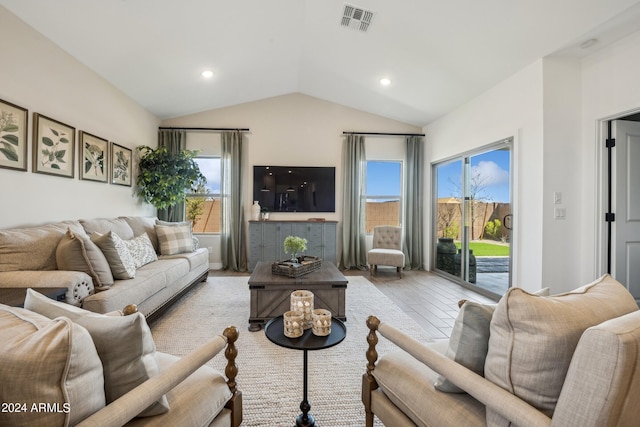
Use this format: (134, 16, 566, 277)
(24, 289, 170, 417)
(91, 231, 136, 279)
(0, 304, 105, 426)
(124, 233, 158, 268)
(485, 275, 638, 423)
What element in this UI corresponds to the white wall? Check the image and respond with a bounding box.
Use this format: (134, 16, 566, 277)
(541, 57, 583, 291)
(161, 93, 420, 268)
(425, 61, 545, 292)
(0, 6, 158, 229)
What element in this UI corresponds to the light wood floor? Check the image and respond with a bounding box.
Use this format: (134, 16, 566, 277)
(210, 266, 495, 341)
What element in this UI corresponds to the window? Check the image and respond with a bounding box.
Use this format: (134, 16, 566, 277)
(365, 161, 402, 234)
(186, 157, 221, 233)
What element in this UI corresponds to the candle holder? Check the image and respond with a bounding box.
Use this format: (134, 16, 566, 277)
(311, 309, 332, 336)
(283, 310, 304, 338)
(290, 290, 314, 330)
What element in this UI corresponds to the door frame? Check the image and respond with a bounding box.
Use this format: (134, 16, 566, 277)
(595, 108, 640, 279)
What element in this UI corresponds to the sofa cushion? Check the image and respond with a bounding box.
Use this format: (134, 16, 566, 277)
(484, 274, 638, 422)
(91, 231, 137, 279)
(0, 220, 84, 272)
(434, 301, 496, 393)
(436, 288, 550, 394)
(80, 217, 135, 240)
(56, 228, 114, 290)
(24, 289, 170, 417)
(123, 353, 234, 426)
(124, 233, 158, 268)
(155, 223, 194, 255)
(0, 303, 105, 426)
(373, 351, 486, 427)
(121, 216, 160, 253)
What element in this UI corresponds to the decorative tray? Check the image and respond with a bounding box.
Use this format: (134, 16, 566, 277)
(271, 256, 322, 278)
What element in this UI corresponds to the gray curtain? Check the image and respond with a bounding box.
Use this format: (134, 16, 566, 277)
(220, 131, 247, 271)
(340, 134, 367, 270)
(157, 129, 186, 221)
(403, 135, 424, 269)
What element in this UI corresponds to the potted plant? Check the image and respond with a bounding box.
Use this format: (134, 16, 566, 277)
(283, 235, 307, 263)
(136, 145, 206, 222)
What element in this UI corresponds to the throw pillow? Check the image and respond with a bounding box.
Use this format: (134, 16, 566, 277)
(0, 304, 105, 426)
(434, 301, 496, 393)
(435, 287, 550, 393)
(91, 231, 136, 279)
(123, 233, 158, 268)
(484, 275, 638, 423)
(56, 228, 114, 290)
(24, 289, 170, 417)
(155, 223, 194, 255)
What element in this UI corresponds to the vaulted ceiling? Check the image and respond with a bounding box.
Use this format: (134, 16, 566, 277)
(2, 0, 640, 126)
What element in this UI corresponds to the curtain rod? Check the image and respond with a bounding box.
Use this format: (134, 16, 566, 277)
(342, 131, 425, 137)
(159, 127, 250, 132)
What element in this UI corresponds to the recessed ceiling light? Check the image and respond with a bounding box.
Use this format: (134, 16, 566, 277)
(380, 77, 391, 86)
(580, 38, 598, 49)
(201, 70, 213, 79)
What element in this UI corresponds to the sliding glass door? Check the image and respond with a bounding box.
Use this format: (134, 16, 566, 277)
(433, 139, 512, 297)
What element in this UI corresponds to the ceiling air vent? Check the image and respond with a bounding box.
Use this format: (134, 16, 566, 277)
(340, 4, 375, 33)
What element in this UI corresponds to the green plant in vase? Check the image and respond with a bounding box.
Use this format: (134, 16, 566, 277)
(283, 235, 307, 263)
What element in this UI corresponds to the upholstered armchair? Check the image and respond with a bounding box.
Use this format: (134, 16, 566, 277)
(368, 226, 405, 277)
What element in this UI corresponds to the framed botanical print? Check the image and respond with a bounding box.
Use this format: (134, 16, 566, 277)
(111, 142, 132, 186)
(0, 98, 28, 171)
(33, 113, 75, 178)
(79, 131, 108, 183)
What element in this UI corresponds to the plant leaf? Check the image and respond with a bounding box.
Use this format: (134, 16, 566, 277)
(3, 124, 18, 132)
(60, 138, 69, 144)
(0, 146, 19, 161)
(42, 137, 54, 147)
(50, 128, 59, 136)
(2, 134, 19, 146)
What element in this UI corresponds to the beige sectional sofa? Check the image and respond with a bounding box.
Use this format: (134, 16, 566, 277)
(0, 216, 209, 320)
(363, 274, 640, 426)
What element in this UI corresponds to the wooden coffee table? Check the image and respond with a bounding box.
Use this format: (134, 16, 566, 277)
(248, 261, 348, 331)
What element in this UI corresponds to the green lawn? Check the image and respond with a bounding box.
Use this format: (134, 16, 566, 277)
(455, 241, 510, 256)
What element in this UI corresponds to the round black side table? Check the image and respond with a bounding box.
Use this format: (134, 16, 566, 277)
(264, 315, 347, 427)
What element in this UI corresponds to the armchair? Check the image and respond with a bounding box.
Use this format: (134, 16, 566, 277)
(367, 226, 405, 277)
(1, 294, 242, 427)
(362, 275, 640, 426)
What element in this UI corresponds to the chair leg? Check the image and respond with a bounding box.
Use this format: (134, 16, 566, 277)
(397, 266, 402, 278)
(370, 265, 376, 276)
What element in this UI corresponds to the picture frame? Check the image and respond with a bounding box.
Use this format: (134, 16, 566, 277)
(0, 98, 28, 171)
(111, 142, 132, 186)
(79, 131, 108, 183)
(33, 113, 75, 178)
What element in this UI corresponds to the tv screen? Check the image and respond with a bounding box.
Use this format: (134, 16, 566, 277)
(253, 166, 336, 213)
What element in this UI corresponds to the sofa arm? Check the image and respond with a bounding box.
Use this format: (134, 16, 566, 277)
(76, 326, 241, 427)
(365, 316, 552, 427)
(0, 270, 93, 306)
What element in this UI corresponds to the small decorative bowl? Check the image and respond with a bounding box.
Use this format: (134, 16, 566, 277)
(311, 309, 332, 336)
(283, 310, 304, 338)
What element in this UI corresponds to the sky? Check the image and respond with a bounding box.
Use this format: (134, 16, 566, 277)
(436, 149, 511, 203)
(367, 161, 401, 198)
(194, 158, 221, 194)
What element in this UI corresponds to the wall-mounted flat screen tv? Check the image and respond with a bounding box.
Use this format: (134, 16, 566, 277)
(253, 166, 336, 212)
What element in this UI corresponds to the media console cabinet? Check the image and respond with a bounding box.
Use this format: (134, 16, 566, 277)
(248, 220, 338, 271)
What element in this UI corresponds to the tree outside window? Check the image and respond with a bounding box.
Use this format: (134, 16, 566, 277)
(186, 157, 221, 233)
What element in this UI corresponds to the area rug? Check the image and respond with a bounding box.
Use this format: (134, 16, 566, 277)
(151, 275, 433, 426)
